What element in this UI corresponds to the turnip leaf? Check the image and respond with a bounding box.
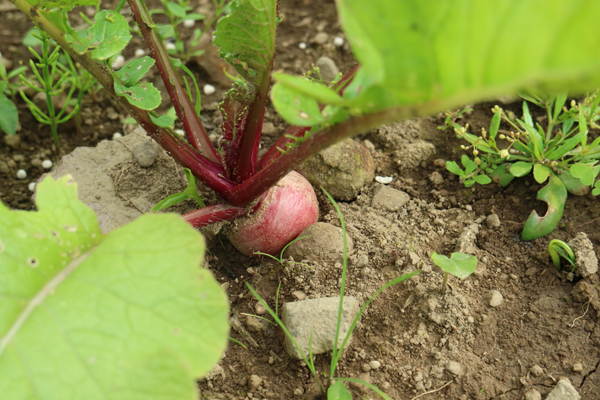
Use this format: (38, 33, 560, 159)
(0, 175, 229, 400)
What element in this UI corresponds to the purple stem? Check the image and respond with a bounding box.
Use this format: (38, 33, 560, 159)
(182, 203, 249, 228)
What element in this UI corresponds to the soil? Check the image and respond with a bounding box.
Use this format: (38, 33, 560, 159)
(2, 1, 600, 399)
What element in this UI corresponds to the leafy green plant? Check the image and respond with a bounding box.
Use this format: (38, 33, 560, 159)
(247, 190, 421, 398)
(431, 252, 477, 292)
(59, 51, 99, 132)
(10, 0, 600, 257)
(19, 29, 79, 150)
(0, 175, 229, 399)
(0, 82, 19, 136)
(447, 93, 600, 240)
(0, 60, 27, 100)
(548, 239, 577, 271)
(254, 235, 312, 269)
(152, 167, 206, 211)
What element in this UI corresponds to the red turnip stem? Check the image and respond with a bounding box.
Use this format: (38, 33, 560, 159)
(182, 203, 250, 228)
(129, 0, 221, 164)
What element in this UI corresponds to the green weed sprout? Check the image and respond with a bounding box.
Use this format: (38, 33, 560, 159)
(247, 189, 421, 398)
(60, 52, 99, 132)
(548, 239, 577, 271)
(19, 29, 79, 150)
(152, 168, 206, 211)
(447, 92, 600, 241)
(431, 252, 477, 292)
(254, 235, 312, 269)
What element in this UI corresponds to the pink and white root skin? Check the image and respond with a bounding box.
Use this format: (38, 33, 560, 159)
(225, 171, 319, 256)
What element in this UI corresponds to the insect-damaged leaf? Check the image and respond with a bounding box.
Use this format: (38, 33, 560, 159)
(114, 56, 156, 87)
(0, 175, 229, 400)
(68, 10, 131, 60)
(522, 173, 567, 241)
(114, 80, 161, 110)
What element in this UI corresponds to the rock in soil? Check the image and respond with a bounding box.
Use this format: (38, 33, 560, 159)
(568, 232, 598, 277)
(486, 213, 501, 228)
(546, 378, 580, 400)
(315, 56, 339, 82)
(132, 140, 159, 168)
(281, 296, 359, 360)
(524, 388, 541, 400)
(297, 138, 374, 201)
(371, 184, 410, 212)
(488, 290, 503, 307)
(284, 222, 354, 262)
(4, 134, 21, 149)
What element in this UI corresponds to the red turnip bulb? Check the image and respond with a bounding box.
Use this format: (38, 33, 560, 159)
(225, 171, 319, 256)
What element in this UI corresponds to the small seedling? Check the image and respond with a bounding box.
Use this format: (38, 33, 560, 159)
(431, 252, 477, 292)
(447, 93, 600, 240)
(254, 235, 312, 269)
(247, 190, 421, 398)
(152, 167, 206, 211)
(548, 239, 577, 272)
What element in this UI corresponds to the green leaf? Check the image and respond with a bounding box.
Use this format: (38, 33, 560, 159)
(545, 128, 587, 159)
(445, 161, 464, 176)
(490, 164, 515, 186)
(0, 94, 18, 135)
(473, 174, 492, 185)
(32, 0, 98, 8)
(166, 1, 187, 18)
(553, 93, 568, 122)
(68, 10, 132, 60)
(592, 187, 600, 196)
(431, 252, 477, 279)
(464, 179, 475, 188)
(464, 159, 478, 175)
(152, 168, 205, 211)
(0, 175, 229, 400)
(273, 73, 344, 105)
(570, 163, 597, 186)
(533, 164, 550, 183)
(114, 80, 162, 110)
(149, 113, 174, 128)
(327, 381, 352, 400)
(558, 169, 590, 196)
(489, 111, 501, 140)
(335, 0, 600, 115)
(522, 173, 567, 241)
(114, 56, 156, 87)
(155, 24, 175, 40)
(213, 0, 277, 87)
(509, 161, 533, 177)
(186, 13, 206, 21)
(271, 83, 324, 126)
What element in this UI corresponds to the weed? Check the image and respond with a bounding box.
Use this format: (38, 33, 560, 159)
(431, 252, 477, 292)
(547, 239, 577, 272)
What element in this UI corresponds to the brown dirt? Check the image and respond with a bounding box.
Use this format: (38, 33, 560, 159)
(2, 0, 600, 399)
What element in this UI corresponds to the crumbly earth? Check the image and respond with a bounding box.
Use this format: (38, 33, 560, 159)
(2, 0, 600, 399)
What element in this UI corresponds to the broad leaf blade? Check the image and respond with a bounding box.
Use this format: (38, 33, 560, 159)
(0, 95, 18, 135)
(0, 175, 229, 400)
(213, 0, 277, 87)
(115, 56, 156, 87)
(114, 80, 162, 110)
(335, 0, 600, 113)
(522, 173, 567, 240)
(431, 252, 477, 279)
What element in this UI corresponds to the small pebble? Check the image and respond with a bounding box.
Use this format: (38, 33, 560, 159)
(28, 182, 36, 192)
(573, 363, 583, 372)
(41, 159, 52, 169)
(465, 204, 473, 211)
(486, 213, 501, 228)
(245, 315, 263, 332)
(429, 171, 444, 185)
(174, 129, 186, 137)
(165, 42, 177, 51)
(313, 32, 328, 45)
(524, 389, 541, 400)
(111, 55, 125, 69)
(361, 363, 371, 372)
(445, 361, 463, 376)
(134, 48, 145, 57)
(16, 169, 27, 179)
(203, 84, 216, 95)
(248, 374, 262, 390)
(112, 132, 123, 139)
(183, 19, 195, 28)
(369, 360, 381, 370)
(488, 290, 503, 307)
(530, 365, 543, 377)
(4, 134, 21, 149)
(292, 291, 306, 300)
(381, 381, 391, 390)
(255, 302, 267, 315)
(298, 42, 307, 50)
(375, 176, 393, 184)
(133, 140, 159, 168)
(333, 36, 344, 47)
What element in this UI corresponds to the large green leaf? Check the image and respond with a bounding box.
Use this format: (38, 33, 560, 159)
(431, 252, 477, 279)
(213, 0, 277, 87)
(0, 175, 229, 400)
(274, 0, 600, 125)
(522, 173, 567, 241)
(68, 10, 131, 60)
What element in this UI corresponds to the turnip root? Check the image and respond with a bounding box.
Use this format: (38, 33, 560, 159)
(224, 171, 319, 256)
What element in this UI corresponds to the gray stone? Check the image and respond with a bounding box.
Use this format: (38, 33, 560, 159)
(429, 171, 444, 185)
(355, 254, 369, 268)
(369, 360, 381, 370)
(530, 365, 544, 377)
(133, 140, 159, 168)
(31, 158, 42, 168)
(445, 361, 463, 376)
(255, 302, 267, 315)
(281, 296, 360, 360)
(524, 389, 541, 400)
(546, 378, 580, 400)
(313, 32, 328, 45)
(488, 290, 503, 307)
(262, 122, 276, 135)
(284, 222, 354, 262)
(315, 56, 339, 83)
(248, 374, 262, 391)
(572, 363, 583, 373)
(245, 315, 263, 332)
(567, 232, 598, 278)
(298, 139, 374, 201)
(486, 214, 501, 228)
(371, 185, 410, 212)
(4, 134, 20, 149)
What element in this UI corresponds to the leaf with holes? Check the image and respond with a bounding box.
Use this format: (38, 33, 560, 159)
(0, 175, 229, 400)
(522, 173, 567, 241)
(114, 79, 162, 110)
(68, 10, 131, 59)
